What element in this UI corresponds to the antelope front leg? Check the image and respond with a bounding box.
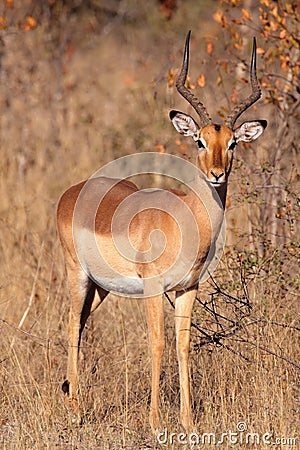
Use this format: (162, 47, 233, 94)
(146, 295, 164, 432)
(175, 289, 196, 431)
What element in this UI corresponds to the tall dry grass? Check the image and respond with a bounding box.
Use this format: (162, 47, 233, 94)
(0, 1, 299, 449)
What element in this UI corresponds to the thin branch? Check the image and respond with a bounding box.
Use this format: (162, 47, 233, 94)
(164, 274, 299, 371)
(10, 242, 45, 350)
(237, 338, 300, 371)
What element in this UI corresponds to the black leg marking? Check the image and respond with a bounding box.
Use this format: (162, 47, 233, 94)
(62, 379, 70, 394)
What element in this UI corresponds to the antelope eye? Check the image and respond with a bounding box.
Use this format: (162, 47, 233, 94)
(228, 141, 236, 151)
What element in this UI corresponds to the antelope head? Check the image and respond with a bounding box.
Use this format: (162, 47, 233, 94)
(170, 31, 267, 187)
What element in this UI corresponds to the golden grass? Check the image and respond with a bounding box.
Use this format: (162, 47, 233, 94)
(0, 2, 299, 449)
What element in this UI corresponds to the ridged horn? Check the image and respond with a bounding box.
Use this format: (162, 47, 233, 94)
(225, 37, 262, 129)
(176, 30, 212, 127)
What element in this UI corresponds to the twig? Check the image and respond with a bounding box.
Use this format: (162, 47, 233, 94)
(237, 338, 300, 371)
(164, 276, 299, 370)
(10, 242, 44, 350)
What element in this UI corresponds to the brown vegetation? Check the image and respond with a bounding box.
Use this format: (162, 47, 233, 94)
(0, 1, 299, 448)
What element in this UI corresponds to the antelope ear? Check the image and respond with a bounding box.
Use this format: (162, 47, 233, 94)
(234, 120, 267, 143)
(169, 110, 200, 141)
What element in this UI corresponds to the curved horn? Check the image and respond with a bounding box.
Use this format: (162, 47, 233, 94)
(225, 37, 262, 129)
(176, 30, 212, 127)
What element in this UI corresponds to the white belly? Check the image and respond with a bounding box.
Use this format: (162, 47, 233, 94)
(90, 274, 144, 295)
(89, 273, 179, 297)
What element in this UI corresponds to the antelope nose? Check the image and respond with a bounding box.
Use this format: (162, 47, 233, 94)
(211, 170, 224, 181)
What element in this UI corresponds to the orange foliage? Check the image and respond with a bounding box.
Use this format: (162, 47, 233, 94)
(197, 74, 206, 88)
(241, 8, 251, 21)
(168, 69, 177, 88)
(155, 144, 166, 154)
(175, 137, 189, 155)
(206, 41, 214, 56)
(23, 15, 36, 31)
(0, 16, 6, 30)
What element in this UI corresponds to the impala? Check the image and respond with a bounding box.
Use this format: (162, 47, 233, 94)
(57, 31, 267, 431)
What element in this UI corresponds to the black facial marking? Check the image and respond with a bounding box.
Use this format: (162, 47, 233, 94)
(214, 124, 221, 132)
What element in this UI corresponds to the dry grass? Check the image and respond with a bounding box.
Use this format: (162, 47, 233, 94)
(0, 1, 299, 449)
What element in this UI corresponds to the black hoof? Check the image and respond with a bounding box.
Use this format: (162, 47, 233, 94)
(62, 379, 70, 394)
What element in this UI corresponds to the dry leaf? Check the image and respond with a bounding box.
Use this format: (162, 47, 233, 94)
(197, 74, 206, 88)
(24, 16, 36, 31)
(155, 144, 166, 154)
(207, 41, 214, 56)
(241, 8, 252, 21)
(168, 69, 176, 88)
(0, 16, 6, 30)
(213, 10, 222, 24)
(256, 47, 265, 55)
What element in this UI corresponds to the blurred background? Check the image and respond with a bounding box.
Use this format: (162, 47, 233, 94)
(0, 1, 299, 448)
